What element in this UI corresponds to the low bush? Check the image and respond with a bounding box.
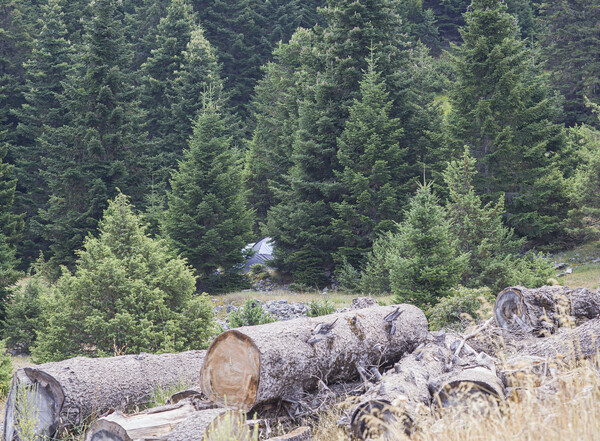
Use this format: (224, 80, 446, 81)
(307, 298, 335, 317)
(427, 286, 494, 331)
(228, 298, 276, 327)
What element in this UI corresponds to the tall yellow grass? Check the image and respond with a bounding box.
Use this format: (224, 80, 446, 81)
(312, 360, 600, 441)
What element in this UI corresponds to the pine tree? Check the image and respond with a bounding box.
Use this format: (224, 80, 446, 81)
(194, 0, 272, 122)
(164, 100, 254, 291)
(0, 0, 31, 158)
(538, 0, 600, 127)
(123, 0, 170, 70)
(444, 148, 526, 292)
(0, 142, 22, 323)
(32, 192, 217, 362)
(40, 0, 146, 269)
(12, 0, 74, 264)
(446, 0, 569, 245)
(331, 56, 406, 267)
(140, 0, 197, 185)
(387, 184, 468, 308)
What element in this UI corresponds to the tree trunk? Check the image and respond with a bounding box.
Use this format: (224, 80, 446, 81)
(201, 304, 428, 411)
(513, 317, 600, 366)
(431, 367, 505, 408)
(350, 340, 452, 440)
(4, 350, 206, 441)
(494, 286, 600, 334)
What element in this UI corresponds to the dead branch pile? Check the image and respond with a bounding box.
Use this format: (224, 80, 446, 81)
(5, 288, 600, 441)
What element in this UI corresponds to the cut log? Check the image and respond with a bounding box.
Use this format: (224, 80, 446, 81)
(201, 304, 428, 411)
(350, 340, 452, 440)
(431, 367, 505, 409)
(84, 402, 222, 441)
(266, 426, 311, 441)
(4, 350, 206, 441)
(494, 286, 600, 334)
(513, 317, 600, 366)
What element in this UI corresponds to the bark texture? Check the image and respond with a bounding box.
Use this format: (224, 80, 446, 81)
(201, 304, 428, 411)
(350, 340, 452, 440)
(514, 317, 600, 365)
(494, 286, 600, 334)
(4, 351, 206, 441)
(432, 367, 505, 408)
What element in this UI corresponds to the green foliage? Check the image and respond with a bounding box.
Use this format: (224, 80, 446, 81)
(0, 339, 12, 398)
(307, 298, 335, 317)
(539, 0, 600, 127)
(228, 298, 276, 328)
(164, 100, 254, 292)
(3, 269, 50, 354)
(427, 286, 494, 331)
(444, 148, 525, 292)
(566, 123, 600, 240)
(332, 55, 405, 268)
(39, 0, 147, 270)
(388, 184, 468, 308)
(512, 251, 555, 288)
(32, 192, 218, 363)
(446, 0, 570, 245)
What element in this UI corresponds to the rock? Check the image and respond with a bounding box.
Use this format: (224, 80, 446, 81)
(350, 297, 379, 310)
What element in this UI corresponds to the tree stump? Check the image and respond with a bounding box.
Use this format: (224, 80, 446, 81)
(201, 304, 428, 411)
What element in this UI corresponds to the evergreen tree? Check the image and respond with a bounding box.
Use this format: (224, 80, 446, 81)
(12, 0, 74, 264)
(538, 0, 600, 127)
(387, 184, 468, 308)
(0, 0, 31, 157)
(446, 0, 569, 245)
(0, 142, 22, 323)
(123, 0, 170, 70)
(194, 0, 272, 122)
(444, 148, 526, 292)
(164, 100, 254, 291)
(40, 0, 146, 270)
(32, 193, 217, 362)
(140, 0, 197, 185)
(331, 56, 405, 267)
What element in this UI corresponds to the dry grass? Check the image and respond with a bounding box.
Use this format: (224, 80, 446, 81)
(311, 360, 600, 441)
(214, 290, 395, 309)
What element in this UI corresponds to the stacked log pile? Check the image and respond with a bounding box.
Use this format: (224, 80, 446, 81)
(5, 287, 600, 441)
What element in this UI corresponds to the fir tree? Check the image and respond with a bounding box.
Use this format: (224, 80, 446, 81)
(140, 0, 197, 186)
(32, 193, 217, 362)
(0, 142, 22, 323)
(538, 0, 600, 127)
(12, 0, 74, 264)
(40, 0, 146, 269)
(331, 56, 406, 267)
(164, 99, 254, 290)
(446, 0, 569, 245)
(387, 184, 468, 308)
(123, 0, 170, 70)
(444, 148, 526, 292)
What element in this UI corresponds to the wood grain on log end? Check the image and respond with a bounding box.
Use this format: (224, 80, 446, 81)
(494, 287, 528, 331)
(434, 367, 505, 409)
(200, 330, 260, 411)
(350, 400, 414, 440)
(266, 426, 311, 441)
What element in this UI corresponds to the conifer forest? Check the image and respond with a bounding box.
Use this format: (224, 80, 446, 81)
(1, 0, 600, 363)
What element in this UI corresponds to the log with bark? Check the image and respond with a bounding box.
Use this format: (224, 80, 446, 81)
(511, 317, 600, 367)
(494, 286, 600, 334)
(431, 367, 505, 409)
(201, 304, 428, 411)
(350, 340, 452, 439)
(4, 350, 206, 441)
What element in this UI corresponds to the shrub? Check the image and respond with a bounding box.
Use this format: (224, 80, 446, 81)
(0, 339, 12, 398)
(250, 264, 265, 275)
(307, 298, 336, 317)
(4, 257, 52, 353)
(31, 193, 218, 363)
(427, 286, 494, 331)
(228, 298, 276, 328)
